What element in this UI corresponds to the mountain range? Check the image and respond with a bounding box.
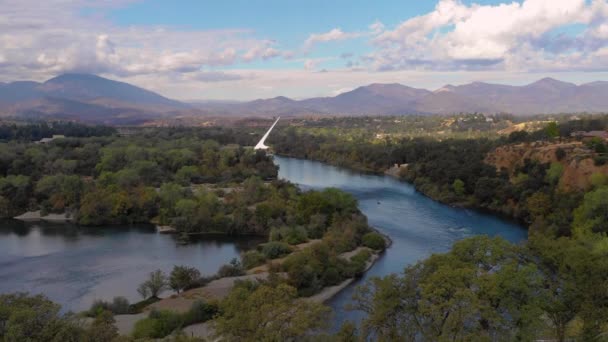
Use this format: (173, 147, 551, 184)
(0, 73, 607, 124)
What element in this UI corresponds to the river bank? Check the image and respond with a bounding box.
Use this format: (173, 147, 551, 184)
(113, 229, 392, 337)
(279, 153, 528, 229)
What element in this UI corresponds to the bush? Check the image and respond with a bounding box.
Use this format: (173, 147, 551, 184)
(218, 258, 245, 278)
(87, 296, 131, 316)
(242, 250, 267, 269)
(132, 317, 159, 339)
(348, 249, 372, 277)
(169, 265, 201, 294)
(362, 232, 386, 250)
(183, 300, 218, 325)
(109, 296, 131, 314)
(261, 241, 293, 259)
(132, 302, 218, 339)
(594, 155, 608, 166)
(185, 275, 218, 291)
(128, 296, 160, 314)
(280, 226, 308, 245)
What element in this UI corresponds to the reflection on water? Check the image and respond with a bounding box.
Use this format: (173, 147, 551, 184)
(274, 156, 527, 329)
(0, 221, 262, 312)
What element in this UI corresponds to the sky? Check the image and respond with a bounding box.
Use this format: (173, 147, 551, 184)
(1, 0, 608, 100)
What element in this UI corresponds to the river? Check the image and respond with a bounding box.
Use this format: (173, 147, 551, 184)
(273, 156, 527, 328)
(0, 223, 261, 312)
(0, 156, 526, 319)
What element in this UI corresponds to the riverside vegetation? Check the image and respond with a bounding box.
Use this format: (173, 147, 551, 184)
(0, 122, 385, 341)
(1, 116, 608, 341)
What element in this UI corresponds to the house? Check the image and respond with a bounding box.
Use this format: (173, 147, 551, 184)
(36, 135, 65, 144)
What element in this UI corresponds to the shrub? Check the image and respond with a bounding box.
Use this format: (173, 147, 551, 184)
(128, 296, 160, 314)
(87, 296, 131, 316)
(169, 265, 201, 294)
(280, 226, 308, 245)
(362, 232, 386, 250)
(348, 249, 372, 277)
(218, 258, 245, 278)
(183, 300, 218, 325)
(261, 241, 293, 259)
(594, 155, 608, 166)
(242, 250, 267, 269)
(185, 275, 218, 291)
(132, 317, 158, 339)
(109, 296, 131, 314)
(132, 302, 218, 339)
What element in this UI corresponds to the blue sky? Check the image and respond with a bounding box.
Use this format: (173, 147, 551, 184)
(2, 0, 607, 100)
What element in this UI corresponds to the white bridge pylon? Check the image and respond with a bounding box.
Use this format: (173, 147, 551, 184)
(254, 117, 280, 150)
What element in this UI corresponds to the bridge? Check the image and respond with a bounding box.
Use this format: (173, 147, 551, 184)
(254, 117, 280, 150)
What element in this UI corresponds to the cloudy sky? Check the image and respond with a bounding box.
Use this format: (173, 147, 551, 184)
(1, 0, 608, 100)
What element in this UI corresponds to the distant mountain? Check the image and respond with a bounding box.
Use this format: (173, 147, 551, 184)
(300, 83, 432, 115)
(1, 74, 607, 124)
(231, 78, 608, 116)
(39, 74, 185, 108)
(0, 73, 188, 124)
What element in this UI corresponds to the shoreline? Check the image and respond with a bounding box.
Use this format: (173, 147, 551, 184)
(307, 228, 392, 304)
(285, 154, 528, 229)
(111, 228, 392, 337)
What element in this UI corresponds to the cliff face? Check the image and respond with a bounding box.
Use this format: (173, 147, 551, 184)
(485, 141, 608, 191)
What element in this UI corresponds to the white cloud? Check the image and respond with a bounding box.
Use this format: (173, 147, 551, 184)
(0, 0, 285, 81)
(304, 28, 362, 50)
(370, 0, 608, 72)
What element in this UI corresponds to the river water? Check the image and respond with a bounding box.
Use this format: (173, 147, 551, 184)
(0, 156, 526, 319)
(273, 156, 527, 328)
(0, 223, 260, 312)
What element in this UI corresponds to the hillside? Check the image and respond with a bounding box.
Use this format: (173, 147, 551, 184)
(485, 140, 608, 191)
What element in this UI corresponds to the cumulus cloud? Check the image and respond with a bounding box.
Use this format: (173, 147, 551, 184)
(0, 0, 285, 81)
(370, 0, 608, 72)
(304, 28, 362, 50)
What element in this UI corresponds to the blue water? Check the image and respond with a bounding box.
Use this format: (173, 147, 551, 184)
(0, 156, 526, 320)
(274, 156, 527, 328)
(0, 223, 261, 312)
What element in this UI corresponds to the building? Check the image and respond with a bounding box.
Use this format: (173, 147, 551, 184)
(36, 135, 65, 144)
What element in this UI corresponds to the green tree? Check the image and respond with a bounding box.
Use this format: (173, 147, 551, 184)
(545, 162, 564, 185)
(169, 265, 201, 294)
(572, 186, 608, 236)
(452, 178, 465, 196)
(545, 122, 559, 138)
(138, 269, 168, 299)
(353, 236, 543, 341)
(0, 293, 86, 341)
(214, 282, 330, 341)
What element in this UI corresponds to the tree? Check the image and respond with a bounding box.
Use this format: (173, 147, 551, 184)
(545, 162, 564, 185)
(352, 236, 543, 341)
(572, 186, 608, 236)
(0, 293, 86, 341)
(214, 282, 330, 341)
(361, 232, 386, 250)
(452, 178, 465, 196)
(169, 265, 201, 294)
(545, 122, 559, 138)
(138, 269, 168, 299)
